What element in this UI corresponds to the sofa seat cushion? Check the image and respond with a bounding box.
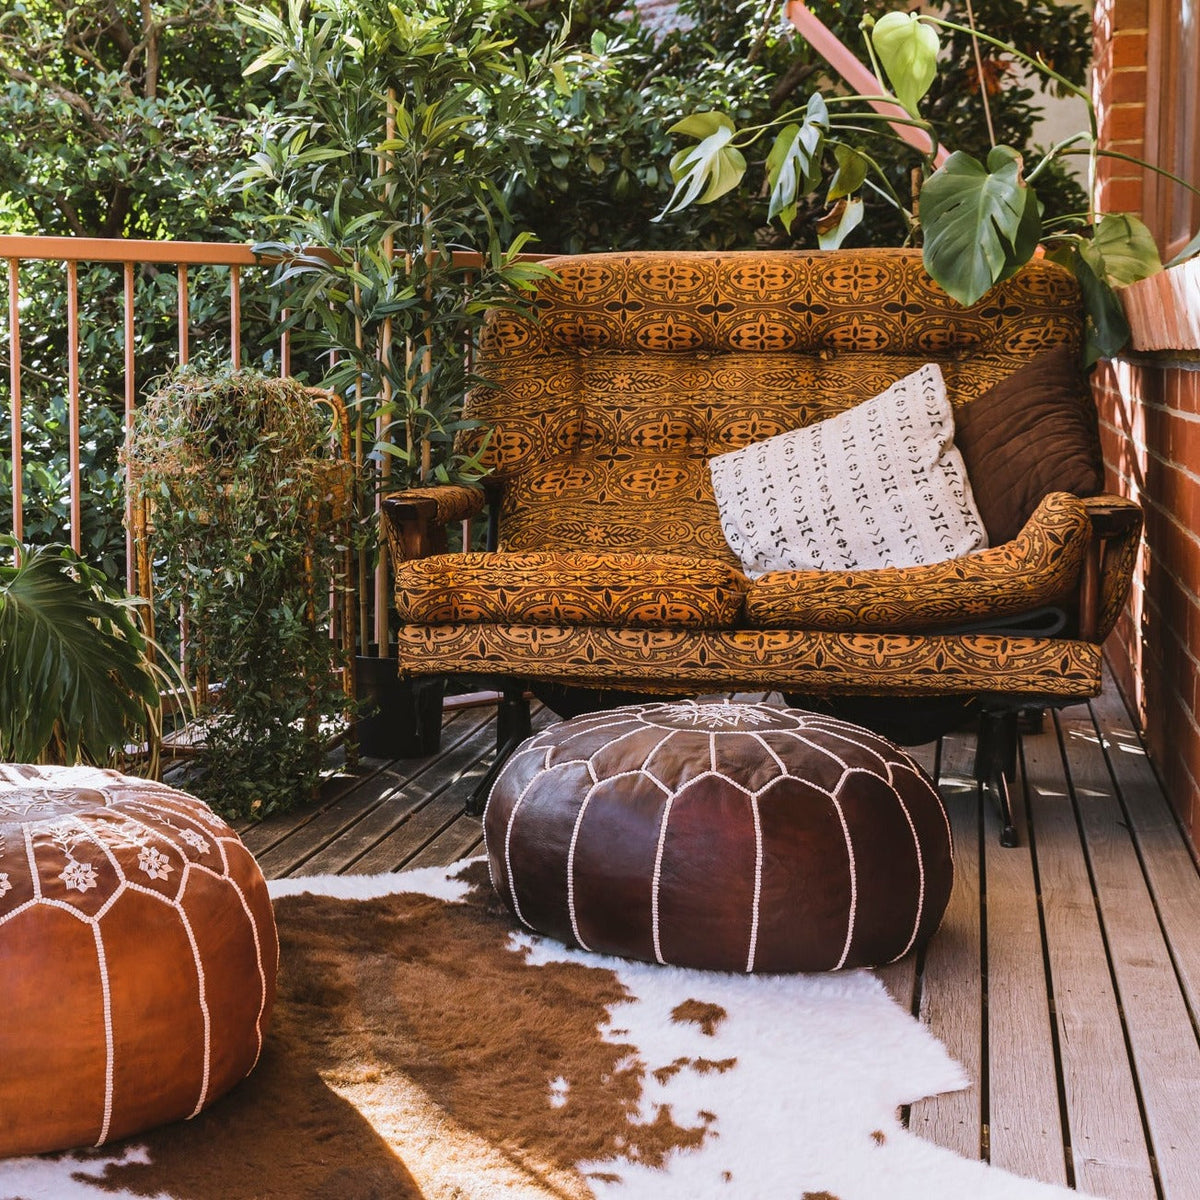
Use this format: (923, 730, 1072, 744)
(744, 492, 1090, 632)
(393, 550, 748, 629)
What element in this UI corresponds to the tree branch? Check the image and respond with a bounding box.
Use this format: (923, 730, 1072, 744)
(56, 193, 88, 237)
(769, 60, 820, 111)
(102, 185, 131, 238)
(124, 0, 218, 93)
(0, 58, 113, 138)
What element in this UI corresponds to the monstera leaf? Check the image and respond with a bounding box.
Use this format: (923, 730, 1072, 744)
(817, 196, 865, 250)
(1044, 242, 1130, 365)
(654, 112, 747, 220)
(827, 143, 869, 202)
(919, 147, 1043, 306)
(1083, 212, 1163, 286)
(765, 94, 830, 231)
(1046, 215, 1162, 363)
(871, 12, 939, 117)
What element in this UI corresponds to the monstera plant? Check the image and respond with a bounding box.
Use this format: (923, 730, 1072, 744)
(656, 9, 1198, 362)
(0, 539, 175, 770)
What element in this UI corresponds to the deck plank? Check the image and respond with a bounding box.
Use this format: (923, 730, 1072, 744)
(405, 817, 484, 871)
(346, 703, 559, 875)
(1092, 668, 1200, 1025)
(1057, 705, 1200, 1200)
(872, 739, 937, 1013)
(231, 707, 475, 850)
(908, 730, 984, 1162)
(289, 711, 498, 876)
(350, 781, 483, 874)
(982, 746, 1068, 1187)
(1021, 704, 1156, 1199)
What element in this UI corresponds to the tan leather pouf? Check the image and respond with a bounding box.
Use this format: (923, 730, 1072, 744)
(0, 764, 278, 1158)
(485, 700, 954, 973)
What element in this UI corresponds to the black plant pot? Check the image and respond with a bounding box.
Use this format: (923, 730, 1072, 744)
(354, 651, 444, 759)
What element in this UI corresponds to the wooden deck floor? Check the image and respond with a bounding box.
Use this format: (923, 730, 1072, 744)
(239, 667, 1200, 1199)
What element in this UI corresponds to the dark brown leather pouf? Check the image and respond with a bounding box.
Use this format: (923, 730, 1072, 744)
(0, 764, 278, 1158)
(484, 701, 953, 973)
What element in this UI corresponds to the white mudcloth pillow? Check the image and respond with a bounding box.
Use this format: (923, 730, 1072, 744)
(709, 362, 987, 577)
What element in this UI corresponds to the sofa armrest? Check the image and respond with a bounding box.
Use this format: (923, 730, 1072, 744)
(744, 491, 1091, 632)
(381, 484, 486, 562)
(1077, 494, 1143, 642)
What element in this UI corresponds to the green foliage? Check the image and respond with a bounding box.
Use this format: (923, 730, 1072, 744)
(499, 0, 802, 253)
(0, 538, 172, 767)
(495, 0, 1092, 257)
(870, 12, 939, 118)
(0, 0, 261, 240)
(0, 0, 280, 568)
(232, 0, 568, 498)
(656, 3, 1182, 360)
(124, 368, 352, 819)
(0, 259, 285, 576)
(918, 146, 1042, 303)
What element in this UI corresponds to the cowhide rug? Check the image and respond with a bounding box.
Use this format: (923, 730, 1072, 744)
(3, 860, 1093, 1200)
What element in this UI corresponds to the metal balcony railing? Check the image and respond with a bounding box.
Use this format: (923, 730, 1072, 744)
(1, 234, 491, 706)
(1, 235, 280, 580)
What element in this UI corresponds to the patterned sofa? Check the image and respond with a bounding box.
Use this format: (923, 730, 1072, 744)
(381, 250, 1141, 840)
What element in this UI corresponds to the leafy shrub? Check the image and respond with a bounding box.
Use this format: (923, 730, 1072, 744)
(124, 368, 353, 818)
(0, 538, 172, 769)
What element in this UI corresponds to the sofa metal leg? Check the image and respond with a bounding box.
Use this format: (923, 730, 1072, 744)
(976, 708, 1019, 848)
(496, 682, 532, 749)
(466, 683, 531, 818)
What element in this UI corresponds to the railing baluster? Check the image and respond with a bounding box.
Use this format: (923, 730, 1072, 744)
(123, 261, 137, 593)
(375, 92, 398, 653)
(231, 265, 242, 370)
(6, 258, 23, 549)
(354, 279, 369, 655)
(280, 308, 291, 377)
(177, 263, 189, 366)
(66, 260, 82, 554)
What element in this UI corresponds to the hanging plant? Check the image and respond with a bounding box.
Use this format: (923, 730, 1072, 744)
(123, 368, 354, 820)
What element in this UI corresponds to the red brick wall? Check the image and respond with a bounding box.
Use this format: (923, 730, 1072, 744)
(1094, 360, 1200, 845)
(1093, 0, 1200, 848)
(1092, 0, 1147, 216)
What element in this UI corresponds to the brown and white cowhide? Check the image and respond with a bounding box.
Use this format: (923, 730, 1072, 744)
(3, 861, 1094, 1200)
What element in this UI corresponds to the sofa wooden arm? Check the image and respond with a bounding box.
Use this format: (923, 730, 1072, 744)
(381, 484, 486, 562)
(1078, 494, 1143, 642)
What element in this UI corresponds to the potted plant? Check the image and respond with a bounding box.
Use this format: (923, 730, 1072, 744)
(0, 538, 177, 770)
(123, 368, 354, 820)
(655, 8, 1198, 362)
(233, 0, 565, 561)
(228, 0, 572, 749)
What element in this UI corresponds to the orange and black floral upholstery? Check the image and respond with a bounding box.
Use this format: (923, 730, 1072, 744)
(382, 249, 1141, 713)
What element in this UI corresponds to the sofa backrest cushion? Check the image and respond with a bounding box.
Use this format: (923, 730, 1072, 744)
(464, 249, 1088, 555)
